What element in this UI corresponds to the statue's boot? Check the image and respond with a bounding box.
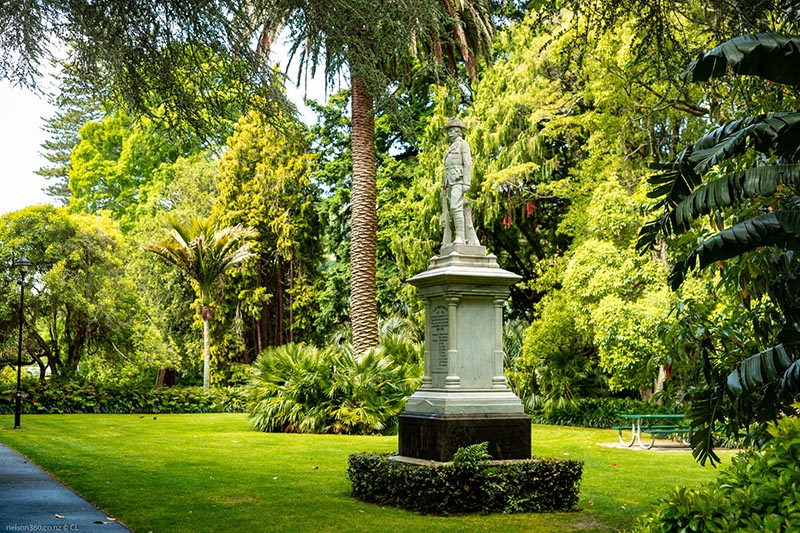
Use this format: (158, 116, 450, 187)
(453, 209, 466, 244)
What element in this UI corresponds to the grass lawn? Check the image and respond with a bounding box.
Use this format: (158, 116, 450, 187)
(0, 414, 733, 532)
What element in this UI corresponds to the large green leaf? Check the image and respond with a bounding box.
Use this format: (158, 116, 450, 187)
(668, 210, 800, 289)
(684, 32, 800, 86)
(645, 151, 703, 210)
(780, 359, 800, 391)
(672, 164, 800, 227)
(642, 114, 800, 213)
(727, 344, 793, 395)
(687, 114, 800, 176)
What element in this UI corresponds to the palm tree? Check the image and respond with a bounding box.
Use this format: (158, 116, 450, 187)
(639, 32, 800, 464)
(144, 216, 256, 392)
(264, 0, 494, 353)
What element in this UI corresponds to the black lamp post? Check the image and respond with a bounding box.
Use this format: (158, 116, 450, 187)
(14, 254, 32, 430)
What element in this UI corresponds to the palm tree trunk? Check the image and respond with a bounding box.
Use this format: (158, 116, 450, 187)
(350, 75, 379, 355)
(203, 316, 211, 393)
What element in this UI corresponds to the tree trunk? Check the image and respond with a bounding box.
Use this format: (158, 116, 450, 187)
(349, 75, 379, 355)
(202, 305, 212, 393)
(203, 316, 211, 393)
(289, 259, 294, 344)
(276, 255, 284, 345)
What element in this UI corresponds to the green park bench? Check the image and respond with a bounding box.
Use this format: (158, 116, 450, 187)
(612, 413, 689, 450)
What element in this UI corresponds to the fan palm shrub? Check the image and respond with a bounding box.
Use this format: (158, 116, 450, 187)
(247, 343, 334, 433)
(247, 336, 422, 435)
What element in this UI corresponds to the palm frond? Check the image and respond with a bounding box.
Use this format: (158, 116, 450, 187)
(726, 344, 793, 395)
(646, 152, 703, 210)
(639, 117, 800, 251)
(144, 215, 256, 301)
(673, 164, 800, 228)
(690, 114, 800, 175)
(686, 384, 725, 467)
(668, 210, 800, 289)
(684, 32, 800, 86)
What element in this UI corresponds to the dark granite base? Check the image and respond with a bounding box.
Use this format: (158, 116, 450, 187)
(398, 412, 531, 462)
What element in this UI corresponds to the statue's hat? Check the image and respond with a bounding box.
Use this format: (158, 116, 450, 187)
(444, 117, 467, 131)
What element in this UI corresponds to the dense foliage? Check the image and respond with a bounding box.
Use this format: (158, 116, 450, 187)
(348, 442, 583, 515)
(0, 379, 246, 415)
(247, 337, 422, 435)
(636, 414, 800, 532)
(3, 5, 800, 502)
(0, 206, 158, 379)
(639, 28, 800, 464)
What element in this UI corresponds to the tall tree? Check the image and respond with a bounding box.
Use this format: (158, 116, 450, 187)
(441, 8, 714, 406)
(143, 216, 256, 392)
(263, 0, 494, 353)
(0, 0, 495, 356)
(37, 58, 104, 205)
(68, 110, 213, 230)
(127, 153, 221, 384)
(214, 107, 322, 352)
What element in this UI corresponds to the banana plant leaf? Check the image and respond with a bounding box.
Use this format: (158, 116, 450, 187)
(686, 385, 725, 467)
(684, 32, 800, 86)
(686, 114, 800, 176)
(668, 210, 800, 289)
(727, 344, 793, 395)
(671, 164, 800, 228)
(781, 359, 800, 390)
(642, 114, 800, 216)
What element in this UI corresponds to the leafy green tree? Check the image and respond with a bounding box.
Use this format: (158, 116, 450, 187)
(0, 206, 155, 378)
(214, 107, 323, 351)
(640, 31, 800, 465)
(306, 92, 355, 338)
(37, 58, 104, 205)
(442, 10, 689, 405)
(143, 216, 256, 392)
(127, 154, 221, 384)
(68, 111, 208, 229)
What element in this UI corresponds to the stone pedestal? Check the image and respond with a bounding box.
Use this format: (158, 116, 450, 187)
(398, 244, 531, 461)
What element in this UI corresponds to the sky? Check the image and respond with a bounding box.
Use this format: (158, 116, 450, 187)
(0, 82, 56, 215)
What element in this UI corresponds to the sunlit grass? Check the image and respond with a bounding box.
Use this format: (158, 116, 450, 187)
(0, 414, 733, 532)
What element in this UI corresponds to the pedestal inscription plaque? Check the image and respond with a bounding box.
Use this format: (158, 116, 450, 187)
(430, 305, 448, 374)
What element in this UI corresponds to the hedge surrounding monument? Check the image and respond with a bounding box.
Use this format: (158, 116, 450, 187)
(347, 443, 583, 515)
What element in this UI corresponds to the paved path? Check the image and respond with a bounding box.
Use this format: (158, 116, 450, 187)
(0, 443, 131, 532)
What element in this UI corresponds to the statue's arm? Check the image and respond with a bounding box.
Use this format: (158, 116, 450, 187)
(462, 141, 473, 185)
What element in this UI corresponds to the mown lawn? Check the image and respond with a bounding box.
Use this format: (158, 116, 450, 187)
(0, 414, 733, 532)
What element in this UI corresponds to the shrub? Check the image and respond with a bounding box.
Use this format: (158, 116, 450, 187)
(529, 396, 680, 428)
(347, 442, 584, 515)
(247, 342, 421, 435)
(635, 414, 800, 532)
(0, 380, 246, 414)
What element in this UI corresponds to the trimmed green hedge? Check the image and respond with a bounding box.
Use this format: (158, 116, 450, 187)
(0, 381, 247, 414)
(347, 443, 583, 515)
